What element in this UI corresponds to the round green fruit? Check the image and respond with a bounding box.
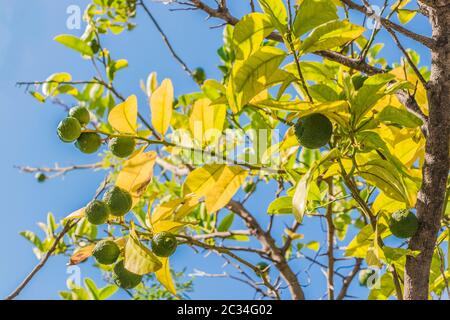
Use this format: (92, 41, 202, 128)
(113, 260, 142, 289)
(151, 232, 177, 257)
(69, 106, 90, 127)
(193, 67, 206, 84)
(35, 173, 47, 183)
(359, 269, 376, 287)
(103, 186, 132, 217)
(92, 240, 120, 265)
(75, 133, 102, 154)
(389, 209, 419, 239)
(85, 200, 110, 225)
(294, 113, 333, 149)
(109, 137, 136, 158)
(57, 117, 81, 143)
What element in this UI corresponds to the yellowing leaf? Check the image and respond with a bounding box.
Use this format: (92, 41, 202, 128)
(228, 46, 287, 112)
(150, 79, 174, 136)
(69, 244, 95, 265)
(258, 0, 288, 33)
(233, 13, 274, 60)
(189, 98, 226, 145)
(125, 227, 162, 275)
(63, 207, 85, 222)
(108, 95, 138, 134)
(345, 224, 374, 258)
(151, 195, 199, 226)
(54, 34, 93, 57)
(183, 165, 248, 213)
(116, 151, 157, 205)
(397, 9, 416, 24)
(152, 220, 188, 234)
(156, 257, 176, 295)
(293, 0, 338, 37)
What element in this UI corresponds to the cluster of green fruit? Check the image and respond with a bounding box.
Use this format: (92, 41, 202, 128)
(85, 186, 133, 225)
(91, 231, 178, 289)
(294, 113, 333, 149)
(57, 106, 137, 158)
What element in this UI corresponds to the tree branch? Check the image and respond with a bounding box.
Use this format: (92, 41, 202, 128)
(340, 0, 435, 48)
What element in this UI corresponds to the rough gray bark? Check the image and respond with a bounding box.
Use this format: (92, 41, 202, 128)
(404, 1, 450, 300)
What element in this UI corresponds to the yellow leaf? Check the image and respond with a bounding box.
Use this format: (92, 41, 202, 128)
(150, 79, 174, 136)
(156, 257, 176, 295)
(151, 195, 199, 225)
(183, 165, 248, 213)
(108, 95, 138, 134)
(125, 226, 162, 275)
(152, 220, 188, 234)
(116, 151, 157, 205)
(69, 244, 95, 265)
(63, 207, 85, 222)
(189, 98, 226, 145)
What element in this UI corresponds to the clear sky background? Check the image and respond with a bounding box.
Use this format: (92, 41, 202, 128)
(0, 0, 431, 300)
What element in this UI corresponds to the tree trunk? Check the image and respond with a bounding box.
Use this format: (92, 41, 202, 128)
(404, 1, 450, 300)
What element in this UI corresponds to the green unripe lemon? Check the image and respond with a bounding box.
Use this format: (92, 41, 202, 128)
(103, 186, 132, 217)
(92, 240, 120, 265)
(69, 106, 90, 127)
(109, 137, 136, 158)
(85, 200, 110, 225)
(113, 260, 142, 289)
(193, 67, 206, 84)
(35, 173, 47, 183)
(151, 232, 177, 257)
(389, 209, 419, 239)
(294, 113, 333, 149)
(75, 133, 102, 154)
(57, 117, 81, 143)
(359, 269, 376, 287)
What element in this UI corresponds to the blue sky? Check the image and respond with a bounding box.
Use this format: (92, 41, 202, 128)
(0, 0, 431, 300)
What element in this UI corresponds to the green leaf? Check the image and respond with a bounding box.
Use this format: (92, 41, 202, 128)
(292, 149, 339, 222)
(293, 0, 338, 37)
(258, 0, 288, 33)
(54, 34, 94, 57)
(377, 106, 423, 128)
(267, 196, 293, 214)
(84, 278, 99, 300)
(20, 231, 43, 251)
(299, 20, 365, 55)
(357, 159, 410, 205)
(98, 285, 118, 300)
(351, 73, 395, 123)
(218, 213, 235, 232)
(345, 224, 374, 258)
(233, 13, 274, 60)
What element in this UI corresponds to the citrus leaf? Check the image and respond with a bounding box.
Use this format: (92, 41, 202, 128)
(183, 165, 248, 213)
(293, 149, 339, 222)
(258, 0, 288, 33)
(156, 257, 176, 295)
(116, 151, 157, 205)
(233, 13, 274, 60)
(108, 95, 138, 134)
(299, 20, 365, 55)
(267, 196, 293, 214)
(150, 79, 173, 136)
(69, 244, 95, 265)
(293, 0, 338, 37)
(125, 227, 162, 275)
(54, 34, 93, 57)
